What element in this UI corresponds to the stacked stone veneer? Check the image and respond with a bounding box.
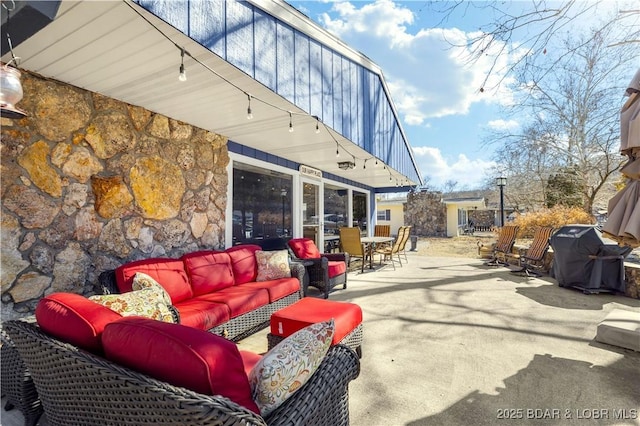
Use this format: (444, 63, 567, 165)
(1, 71, 229, 320)
(405, 191, 447, 237)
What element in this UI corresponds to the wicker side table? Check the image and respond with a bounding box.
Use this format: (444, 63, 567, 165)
(1, 325, 43, 426)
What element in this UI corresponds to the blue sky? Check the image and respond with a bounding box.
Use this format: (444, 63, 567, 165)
(288, 0, 633, 190)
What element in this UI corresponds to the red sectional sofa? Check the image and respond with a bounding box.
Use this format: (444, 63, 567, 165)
(99, 244, 305, 341)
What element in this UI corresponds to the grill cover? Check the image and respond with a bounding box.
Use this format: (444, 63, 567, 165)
(550, 225, 631, 292)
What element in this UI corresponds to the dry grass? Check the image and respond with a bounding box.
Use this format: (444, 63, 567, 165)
(416, 235, 492, 258)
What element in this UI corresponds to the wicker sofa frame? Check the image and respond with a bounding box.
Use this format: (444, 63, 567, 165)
(98, 261, 306, 343)
(1, 325, 43, 426)
(292, 253, 349, 298)
(4, 319, 360, 426)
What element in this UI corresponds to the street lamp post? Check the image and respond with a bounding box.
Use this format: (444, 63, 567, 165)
(496, 177, 507, 227)
(280, 188, 287, 235)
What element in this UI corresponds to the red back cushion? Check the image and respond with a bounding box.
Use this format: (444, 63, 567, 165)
(35, 293, 123, 354)
(226, 245, 261, 284)
(288, 238, 321, 259)
(115, 258, 192, 304)
(102, 318, 260, 414)
(182, 251, 234, 295)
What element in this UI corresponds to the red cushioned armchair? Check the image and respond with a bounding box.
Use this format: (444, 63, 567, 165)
(287, 238, 349, 298)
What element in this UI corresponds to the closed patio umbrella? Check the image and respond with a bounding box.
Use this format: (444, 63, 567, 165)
(603, 68, 640, 248)
(602, 178, 640, 243)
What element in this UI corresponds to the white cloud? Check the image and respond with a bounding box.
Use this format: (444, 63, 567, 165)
(487, 119, 519, 131)
(319, 0, 521, 125)
(412, 146, 496, 189)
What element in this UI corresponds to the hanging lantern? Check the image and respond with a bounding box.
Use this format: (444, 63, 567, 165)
(0, 62, 26, 119)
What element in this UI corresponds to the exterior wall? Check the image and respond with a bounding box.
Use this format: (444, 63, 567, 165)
(1, 72, 229, 320)
(376, 202, 405, 235)
(405, 191, 446, 237)
(446, 204, 460, 237)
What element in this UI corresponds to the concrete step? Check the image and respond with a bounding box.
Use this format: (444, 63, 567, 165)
(595, 309, 640, 352)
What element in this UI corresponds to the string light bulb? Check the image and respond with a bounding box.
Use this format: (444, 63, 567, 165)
(288, 112, 294, 132)
(246, 94, 253, 119)
(315, 117, 320, 134)
(335, 142, 340, 157)
(178, 48, 187, 82)
(375, 158, 379, 167)
(363, 159, 367, 170)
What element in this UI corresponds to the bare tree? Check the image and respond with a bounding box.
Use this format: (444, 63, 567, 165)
(423, 0, 640, 91)
(442, 179, 459, 194)
(486, 26, 633, 213)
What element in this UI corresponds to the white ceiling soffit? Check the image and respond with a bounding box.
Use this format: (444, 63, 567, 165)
(3, 0, 414, 188)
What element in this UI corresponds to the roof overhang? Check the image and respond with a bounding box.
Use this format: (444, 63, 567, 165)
(2, 0, 419, 189)
(442, 198, 486, 209)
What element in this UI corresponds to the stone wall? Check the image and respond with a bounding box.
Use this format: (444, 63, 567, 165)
(1, 72, 229, 320)
(469, 210, 495, 229)
(405, 191, 447, 237)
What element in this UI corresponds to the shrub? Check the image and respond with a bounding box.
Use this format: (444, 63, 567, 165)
(509, 206, 596, 238)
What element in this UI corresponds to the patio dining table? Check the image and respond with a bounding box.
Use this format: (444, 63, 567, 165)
(361, 236, 394, 269)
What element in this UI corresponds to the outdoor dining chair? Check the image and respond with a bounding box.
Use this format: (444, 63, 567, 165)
(339, 227, 367, 273)
(397, 225, 412, 263)
(374, 224, 392, 250)
(509, 226, 554, 276)
(481, 225, 520, 266)
(374, 225, 391, 237)
(374, 226, 407, 270)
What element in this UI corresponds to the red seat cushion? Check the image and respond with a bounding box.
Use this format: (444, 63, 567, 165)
(173, 299, 231, 331)
(239, 350, 263, 377)
(226, 245, 261, 284)
(35, 293, 123, 354)
(288, 238, 321, 259)
(237, 278, 300, 302)
(115, 258, 192, 304)
(102, 318, 260, 414)
(327, 260, 347, 278)
(182, 251, 234, 295)
(194, 287, 270, 319)
(270, 298, 362, 344)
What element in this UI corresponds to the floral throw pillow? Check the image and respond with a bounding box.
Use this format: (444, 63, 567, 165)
(132, 272, 172, 306)
(248, 319, 334, 416)
(255, 250, 291, 282)
(89, 288, 175, 323)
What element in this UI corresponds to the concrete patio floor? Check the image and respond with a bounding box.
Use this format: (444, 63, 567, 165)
(3, 248, 640, 425)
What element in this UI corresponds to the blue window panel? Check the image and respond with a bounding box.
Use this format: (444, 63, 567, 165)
(321, 46, 333, 128)
(139, 1, 188, 34)
(354, 65, 364, 148)
(374, 74, 383, 154)
(332, 53, 342, 135)
(309, 39, 323, 120)
(341, 58, 351, 140)
(369, 72, 381, 153)
(253, 9, 277, 91)
(188, 0, 225, 57)
(294, 32, 310, 113)
(276, 21, 295, 103)
(226, 1, 254, 76)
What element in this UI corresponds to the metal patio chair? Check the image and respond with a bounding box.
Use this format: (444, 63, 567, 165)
(509, 226, 554, 276)
(481, 225, 520, 267)
(339, 227, 367, 273)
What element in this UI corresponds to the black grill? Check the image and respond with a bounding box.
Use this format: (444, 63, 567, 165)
(550, 225, 632, 294)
